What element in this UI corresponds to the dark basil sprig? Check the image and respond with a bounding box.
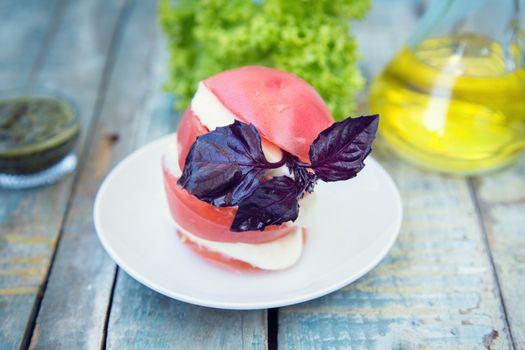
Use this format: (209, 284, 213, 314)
(178, 121, 286, 207)
(178, 115, 379, 231)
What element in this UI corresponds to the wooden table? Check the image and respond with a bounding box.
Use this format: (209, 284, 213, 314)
(1, 0, 523, 349)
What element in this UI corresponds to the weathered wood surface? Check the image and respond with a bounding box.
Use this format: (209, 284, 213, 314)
(473, 158, 525, 348)
(22, 1, 131, 348)
(28, 1, 267, 349)
(0, 0, 56, 334)
(0, 0, 122, 348)
(278, 1, 516, 349)
(0, 0, 60, 87)
(1, 0, 523, 349)
(108, 273, 267, 350)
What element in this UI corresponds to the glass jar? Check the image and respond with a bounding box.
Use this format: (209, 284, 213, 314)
(0, 88, 80, 189)
(370, 0, 525, 174)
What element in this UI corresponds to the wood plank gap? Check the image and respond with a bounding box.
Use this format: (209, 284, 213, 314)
(24, 0, 65, 88)
(100, 267, 119, 350)
(268, 308, 278, 350)
(20, 2, 135, 349)
(467, 178, 516, 350)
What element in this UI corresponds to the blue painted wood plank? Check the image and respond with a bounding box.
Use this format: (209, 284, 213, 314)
(19, 0, 132, 348)
(0, 0, 59, 87)
(474, 157, 525, 348)
(31, 0, 267, 348)
(0, 0, 126, 348)
(0, 0, 61, 348)
(278, 1, 513, 348)
(102, 1, 267, 347)
(108, 273, 267, 350)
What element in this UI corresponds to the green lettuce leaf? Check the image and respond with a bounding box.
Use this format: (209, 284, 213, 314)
(159, 0, 370, 120)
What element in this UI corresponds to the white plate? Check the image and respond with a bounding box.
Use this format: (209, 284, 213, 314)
(94, 134, 402, 310)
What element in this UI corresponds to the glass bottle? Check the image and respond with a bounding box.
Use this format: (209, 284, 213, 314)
(370, 0, 525, 174)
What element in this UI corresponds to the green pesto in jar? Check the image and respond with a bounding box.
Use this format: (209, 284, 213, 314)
(0, 96, 79, 174)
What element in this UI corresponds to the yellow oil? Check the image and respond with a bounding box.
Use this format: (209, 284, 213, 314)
(370, 34, 525, 174)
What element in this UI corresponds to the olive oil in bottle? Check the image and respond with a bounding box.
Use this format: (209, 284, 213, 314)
(370, 34, 525, 174)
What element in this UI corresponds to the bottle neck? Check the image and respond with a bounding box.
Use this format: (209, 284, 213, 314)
(410, 0, 524, 71)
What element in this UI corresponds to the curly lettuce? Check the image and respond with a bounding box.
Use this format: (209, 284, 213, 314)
(159, 0, 370, 120)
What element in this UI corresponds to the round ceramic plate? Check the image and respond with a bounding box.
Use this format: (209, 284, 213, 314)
(94, 134, 402, 310)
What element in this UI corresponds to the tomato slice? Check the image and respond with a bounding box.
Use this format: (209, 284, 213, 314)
(176, 108, 208, 171)
(176, 230, 260, 272)
(163, 166, 295, 243)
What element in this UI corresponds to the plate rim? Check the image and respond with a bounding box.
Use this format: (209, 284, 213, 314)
(94, 134, 403, 310)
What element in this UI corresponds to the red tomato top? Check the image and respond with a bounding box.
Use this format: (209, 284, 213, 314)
(205, 66, 334, 162)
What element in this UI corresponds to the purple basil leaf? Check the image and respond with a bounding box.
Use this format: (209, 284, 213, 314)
(309, 115, 379, 182)
(231, 176, 300, 232)
(178, 120, 276, 207)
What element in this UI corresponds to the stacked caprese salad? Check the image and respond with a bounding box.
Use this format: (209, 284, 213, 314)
(162, 66, 378, 271)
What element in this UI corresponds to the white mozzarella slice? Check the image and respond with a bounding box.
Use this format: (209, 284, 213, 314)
(191, 82, 283, 163)
(179, 226, 304, 270)
(191, 81, 236, 130)
(163, 139, 182, 177)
